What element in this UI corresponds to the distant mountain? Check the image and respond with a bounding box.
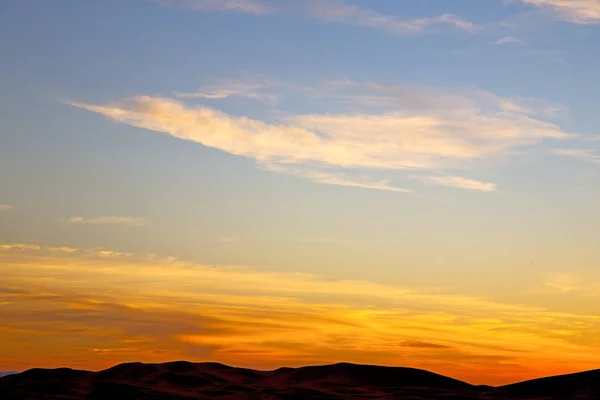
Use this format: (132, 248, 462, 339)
(0, 372, 17, 378)
(498, 368, 600, 398)
(1, 361, 599, 399)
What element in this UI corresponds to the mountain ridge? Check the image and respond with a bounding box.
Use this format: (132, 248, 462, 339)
(1, 361, 599, 399)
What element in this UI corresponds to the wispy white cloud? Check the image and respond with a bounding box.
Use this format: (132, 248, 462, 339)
(421, 176, 497, 192)
(152, 0, 271, 15)
(552, 148, 600, 163)
(533, 273, 600, 297)
(544, 274, 583, 293)
(0, 243, 41, 251)
(289, 80, 565, 121)
(0, 243, 136, 258)
(0, 243, 133, 258)
(93, 250, 129, 257)
(67, 92, 569, 169)
(174, 79, 278, 105)
(151, 0, 476, 35)
(496, 36, 525, 45)
(47, 246, 79, 254)
(261, 164, 412, 193)
(0, 204, 12, 212)
(67, 216, 149, 226)
(66, 81, 574, 193)
(519, 0, 600, 24)
(301, 1, 476, 35)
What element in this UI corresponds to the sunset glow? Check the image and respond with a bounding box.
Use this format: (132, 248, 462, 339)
(2, 0, 600, 387)
(2, 244, 599, 385)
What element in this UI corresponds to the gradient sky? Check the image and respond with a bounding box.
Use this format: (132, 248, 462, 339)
(1, 0, 600, 386)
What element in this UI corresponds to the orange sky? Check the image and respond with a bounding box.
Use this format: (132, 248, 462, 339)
(4, 0, 600, 390)
(2, 244, 599, 386)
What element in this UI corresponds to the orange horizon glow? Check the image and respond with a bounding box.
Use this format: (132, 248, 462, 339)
(2, 244, 599, 386)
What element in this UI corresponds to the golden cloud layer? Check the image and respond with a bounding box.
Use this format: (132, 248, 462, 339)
(1, 244, 600, 385)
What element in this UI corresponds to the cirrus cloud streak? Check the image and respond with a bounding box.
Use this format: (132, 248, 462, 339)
(150, 0, 476, 35)
(552, 148, 600, 164)
(421, 176, 497, 192)
(67, 216, 149, 226)
(66, 82, 573, 193)
(520, 0, 600, 24)
(152, 0, 271, 15)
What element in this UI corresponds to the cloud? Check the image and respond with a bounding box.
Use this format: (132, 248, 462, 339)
(534, 273, 600, 297)
(496, 36, 525, 45)
(93, 250, 128, 258)
(318, 81, 567, 119)
(47, 247, 79, 254)
(66, 81, 573, 193)
(174, 79, 278, 105)
(260, 163, 412, 193)
(152, 0, 271, 15)
(552, 148, 600, 163)
(0, 204, 12, 212)
(67, 216, 149, 226)
(0, 243, 136, 258)
(544, 274, 583, 293)
(520, 0, 600, 24)
(400, 340, 454, 350)
(421, 176, 497, 192)
(151, 0, 476, 35)
(0, 243, 41, 251)
(300, 1, 477, 35)
(2, 245, 600, 384)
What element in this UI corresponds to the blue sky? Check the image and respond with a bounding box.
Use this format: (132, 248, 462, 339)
(2, 0, 600, 275)
(2, 0, 600, 267)
(1, 0, 600, 381)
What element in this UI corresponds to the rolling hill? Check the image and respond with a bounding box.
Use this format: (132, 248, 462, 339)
(1, 361, 598, 399)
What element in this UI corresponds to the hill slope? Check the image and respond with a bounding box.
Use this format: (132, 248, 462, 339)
(498, 368, 600, 398)
(1, 361, 599, 399)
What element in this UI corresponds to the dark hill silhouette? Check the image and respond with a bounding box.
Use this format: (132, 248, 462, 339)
(269, 362, 472, 390)
(499, 368, 600, 398)
(18, 367, 91, 381)
(1, 361, 599, 399)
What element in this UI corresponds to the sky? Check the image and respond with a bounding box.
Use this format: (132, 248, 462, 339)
(1, 0, 600, 386)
